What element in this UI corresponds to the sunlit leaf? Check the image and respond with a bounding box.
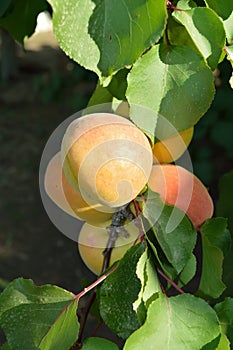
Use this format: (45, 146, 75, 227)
(127, 44, 215, 140)
(48, 0, 167, 78)
(173, 6, 226, 69)
(124, 293, 220, 350)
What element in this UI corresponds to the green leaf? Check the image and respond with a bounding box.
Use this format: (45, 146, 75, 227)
(215, 298, 233, 344)
(222, 243, 233, 298)
(87, 81, 113, 111)
(124, 293, 221, 350)
(127, 44, 215, 140)
(0, 0, 47, 44)
(201, 218, 231, 256)
(48, 0, 167, 78)
(216, 333, 231, 350)
(0, 278, 79, 350)
(143, 191, 197, 274)
(179, 253, 197, 287)
(82, 337, 119, 350)
(142, 255, 161, 306)
(0, 0, 12, 17)
(133, 249, 160, 324)
(173, 6, 226, 69)
(0, 343, 12, 350)
(167, 15, 198, 52)
(216, 170, 233, 234)
(107, 69, 128, 101)
(99, 243, 145, 339)
(198, 234, 226, 299)
(204, 0, 233, 43)
(201, 336, 221, 350)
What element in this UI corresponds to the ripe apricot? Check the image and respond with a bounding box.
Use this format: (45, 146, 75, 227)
(78, 221, 139, 275)
(61, 113, 153, 207)
(44, 152, 113, 223)
(148, 164, 214, 228)
(153, 127, 194, 164)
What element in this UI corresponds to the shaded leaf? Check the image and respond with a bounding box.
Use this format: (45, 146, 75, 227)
(107, 69, 128, 101)
(216, 170, 233, 234)
(201, 218, 231, 255)
(124, 293, 220, 350)
(0, 0, 47, 44)
(48, 0, 167, 78)
(0, 344, 12, 350)
(87, 81, 113, 111)
(198, 234, 226, 299)
(222, 243, 233, 298)
(0, 278, 79, 350)
(204, 0, 233, 43)
(179, 253, 197, 287)
(82, 337, 119, 350)
(143, 191, 197, 274)
(99, 243, 145, 338)
(215, 298, 233, 344)
(127, 44, 215, 140)
(0, 0, 12, 17)
(173, 6, 226, 69)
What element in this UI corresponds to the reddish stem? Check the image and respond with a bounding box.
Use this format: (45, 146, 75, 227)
(157, 268, 184, 294)
(133, 199, 145, 243)
(74, 265, 118, 301)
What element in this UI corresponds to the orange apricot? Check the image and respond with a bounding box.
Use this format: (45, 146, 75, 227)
(44, 152, 113, 223)
(148, 164, 214, 228)
(61, 113, 153, 207)
(153, 127, 194, 164)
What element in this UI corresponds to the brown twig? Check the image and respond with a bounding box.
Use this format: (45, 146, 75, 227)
(157, 268, 184, 294)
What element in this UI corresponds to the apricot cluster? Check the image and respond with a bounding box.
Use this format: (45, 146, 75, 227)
(44, 112, 214, 275)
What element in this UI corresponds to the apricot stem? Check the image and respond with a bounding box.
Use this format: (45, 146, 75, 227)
(133, 199, 145, 243)
(75, 204, 133, 347)
(157, 268, 184, 294)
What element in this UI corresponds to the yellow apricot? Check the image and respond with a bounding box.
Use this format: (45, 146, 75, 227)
(148, 164, 214, 229)
(78, 220, 140, 275)
(153, 127, 194, 163)
(44, 152, 113, 223)
(61, 113, 153, 207)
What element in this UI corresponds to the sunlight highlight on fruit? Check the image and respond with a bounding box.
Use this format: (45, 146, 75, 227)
(61, 113, 153, 207)
(153, 127, 194, 163)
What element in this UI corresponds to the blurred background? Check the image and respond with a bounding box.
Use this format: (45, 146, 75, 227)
(0, 9, 233, 347)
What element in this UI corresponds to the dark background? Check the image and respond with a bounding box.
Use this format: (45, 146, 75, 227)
(0, 26, 233, 346)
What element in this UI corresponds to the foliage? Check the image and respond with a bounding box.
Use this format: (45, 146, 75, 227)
(1, 0, 233, 349)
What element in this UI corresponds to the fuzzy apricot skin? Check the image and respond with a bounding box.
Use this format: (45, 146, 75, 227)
(78, 221, 139, 275)
(153, 127, 194, 164)
(148, 164, 214, 229)
(44, 152, 113, 224)
(61, 113, 153, 208)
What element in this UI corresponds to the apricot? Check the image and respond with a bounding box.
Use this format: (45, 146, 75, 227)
(44, 152, 113, 223)
(148, 164, 214, 228)
(153, 127, 194, 164)
(61, 113, 153, 207)
(78, 221, 139, 275)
